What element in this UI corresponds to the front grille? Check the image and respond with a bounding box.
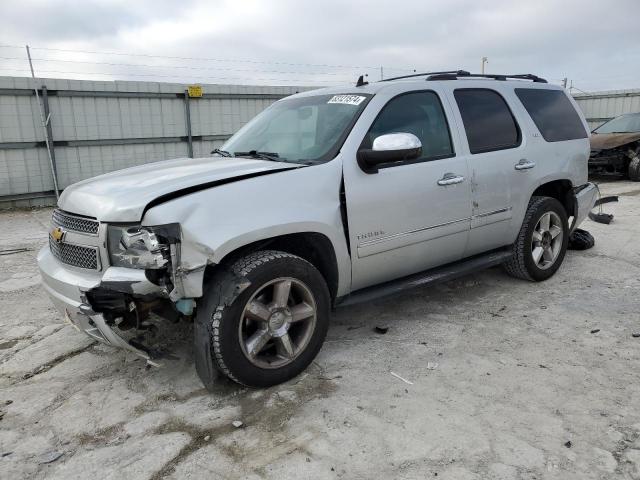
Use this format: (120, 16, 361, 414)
(49, 236, 99, 270)
(52, 209, 99, 235)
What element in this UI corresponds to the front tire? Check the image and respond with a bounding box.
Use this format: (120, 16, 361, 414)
(504, 196, 569, 281)
(195, 250, 330, 388)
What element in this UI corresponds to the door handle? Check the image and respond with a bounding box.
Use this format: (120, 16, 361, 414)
(514, 159, 536, 170)
(437, 173, 465, 186)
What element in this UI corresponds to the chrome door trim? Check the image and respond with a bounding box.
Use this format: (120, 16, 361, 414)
(358, 217, 470, 248)
(473, 207, 512, 219)
(470, 206, 513, 229)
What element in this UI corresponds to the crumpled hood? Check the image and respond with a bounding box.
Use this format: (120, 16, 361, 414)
(58, 156, 298, 222)
(590, 132, 640, 151)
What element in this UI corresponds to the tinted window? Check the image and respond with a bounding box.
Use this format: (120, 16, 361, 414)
(454, 89, 520, 154)
(515, 88, 588, 142)
(364, 91, 454, 161)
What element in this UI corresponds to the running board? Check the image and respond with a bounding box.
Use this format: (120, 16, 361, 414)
(337, 248, 512, 307)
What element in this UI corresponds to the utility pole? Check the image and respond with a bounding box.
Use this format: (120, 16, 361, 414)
(26, 45, 59, 199)
(481, 56, 488, 74)
(562, 77, 568, 88)
(380, 66, 384, 81)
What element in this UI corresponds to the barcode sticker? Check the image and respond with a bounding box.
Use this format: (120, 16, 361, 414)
(327, 95, 366, 106)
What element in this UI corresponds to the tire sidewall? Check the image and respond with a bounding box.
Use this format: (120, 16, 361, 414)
(522, 198, 569, 281)
(213, 255, 330, 387)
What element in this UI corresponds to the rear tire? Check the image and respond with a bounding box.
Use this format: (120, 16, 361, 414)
(504, 196, 569, 281)
(195, 250, 330, 388)
(628, 156, 640, 181)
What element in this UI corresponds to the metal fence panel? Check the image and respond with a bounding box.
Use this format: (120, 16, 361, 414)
(0, 76, 309, 207)
(572, 89, 640, 130)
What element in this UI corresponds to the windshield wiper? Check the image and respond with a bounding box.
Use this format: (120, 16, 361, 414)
(211, 148, 232, 157)
(234, 150, 283, 162)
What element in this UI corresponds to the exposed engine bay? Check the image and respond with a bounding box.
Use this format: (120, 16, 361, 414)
(589, 114, 640, 181)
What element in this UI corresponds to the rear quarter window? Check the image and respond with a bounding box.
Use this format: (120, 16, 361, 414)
(515, 88, 588, 142)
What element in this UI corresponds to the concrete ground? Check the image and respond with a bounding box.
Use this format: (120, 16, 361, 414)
(0, 180, 639, 480)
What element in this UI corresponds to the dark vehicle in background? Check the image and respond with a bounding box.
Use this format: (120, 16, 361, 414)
(589, 113, 640, 181)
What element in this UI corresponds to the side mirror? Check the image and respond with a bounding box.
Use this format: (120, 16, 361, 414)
(357, 133, 422, 173)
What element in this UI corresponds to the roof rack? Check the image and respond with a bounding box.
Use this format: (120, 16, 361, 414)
(426, 72, 547, 83)
(380, 70, 471, 82)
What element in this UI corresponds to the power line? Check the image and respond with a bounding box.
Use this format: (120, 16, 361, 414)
(0, 67, 349, 84)
(6, 43, 634, 88)
(0, 55, 353, 77)
(0, 43, 421, 78)
(21, 45, 391, 71)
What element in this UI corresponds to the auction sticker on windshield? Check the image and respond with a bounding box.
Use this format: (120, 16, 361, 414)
(328, 95, 366, 106)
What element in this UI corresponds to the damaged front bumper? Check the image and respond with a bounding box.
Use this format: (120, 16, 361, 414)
(38, 246, 166, 363)
(571, 182, 598, 231)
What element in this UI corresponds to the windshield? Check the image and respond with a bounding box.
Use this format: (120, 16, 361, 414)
(221, 93, 371, 164)
(594, 113, 640, 134)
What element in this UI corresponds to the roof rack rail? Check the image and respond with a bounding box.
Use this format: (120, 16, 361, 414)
(426, 72, 547, 83)
(380, 70, 470, 82)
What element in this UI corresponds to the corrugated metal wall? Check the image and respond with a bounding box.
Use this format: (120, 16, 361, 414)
(572, 89, 640, 130)
(0, 76, 310, 207)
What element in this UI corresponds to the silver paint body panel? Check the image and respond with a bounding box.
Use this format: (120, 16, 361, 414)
(58, 156, 298, 222)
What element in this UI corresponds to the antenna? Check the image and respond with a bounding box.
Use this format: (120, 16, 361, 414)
(356, 74, 369, 87)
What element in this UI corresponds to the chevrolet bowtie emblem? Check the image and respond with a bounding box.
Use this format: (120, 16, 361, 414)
(50, 226, 65, 243)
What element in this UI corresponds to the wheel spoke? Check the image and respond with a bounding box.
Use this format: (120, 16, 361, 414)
(532, 230, 543, 243)
(549, 225, 562, 239)
(239, 275, 317, 368)
(245, 329, 271, 358)
(539, 212, 550, 232)
(245, 300, 271, 323)
(290, 302, 315, 322)
(276, 333, 295, 359)
(532, 246, 544, 265)
(542, 247, 554, 262)
(273, 280, 292, 308)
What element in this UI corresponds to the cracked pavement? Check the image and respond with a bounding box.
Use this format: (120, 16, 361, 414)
(0, 180, 639, 479)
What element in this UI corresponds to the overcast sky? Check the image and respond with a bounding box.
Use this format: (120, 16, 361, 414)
(0, 0, 637, 92)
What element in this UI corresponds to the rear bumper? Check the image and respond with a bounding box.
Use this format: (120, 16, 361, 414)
(37, 246, 164, 362)
(572, 182, 598, 231)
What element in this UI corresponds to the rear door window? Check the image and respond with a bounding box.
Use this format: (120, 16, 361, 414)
(454, 89, 521, 154)
(515, 88, 587, 142)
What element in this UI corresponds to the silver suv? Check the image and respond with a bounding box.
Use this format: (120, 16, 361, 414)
(38, 70, 597, 388)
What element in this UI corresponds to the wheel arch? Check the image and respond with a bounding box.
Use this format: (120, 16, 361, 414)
(205, 231, 341, 303)
(531, 179, 575, 217)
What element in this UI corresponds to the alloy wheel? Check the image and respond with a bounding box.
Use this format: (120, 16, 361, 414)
(238, 277, 317, 369)
(531, 211, 564, 270)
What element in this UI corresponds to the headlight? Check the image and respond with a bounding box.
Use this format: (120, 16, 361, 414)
(107, 225, 170, 269)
